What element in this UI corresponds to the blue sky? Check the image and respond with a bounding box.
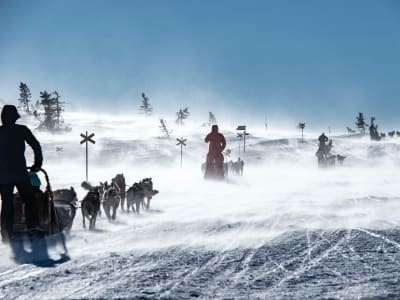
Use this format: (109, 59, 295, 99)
(0, 0, 399, 129)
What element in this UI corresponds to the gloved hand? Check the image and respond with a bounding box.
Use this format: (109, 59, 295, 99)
(30, 165, 41, 172)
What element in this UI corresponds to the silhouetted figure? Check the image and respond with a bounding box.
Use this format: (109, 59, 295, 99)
(0, 105, 43, 245)
(318, 133, 328, 149)
(316, 133, 336, 168)
(204, 125, 226, 180)
(316, 133, 329, 163)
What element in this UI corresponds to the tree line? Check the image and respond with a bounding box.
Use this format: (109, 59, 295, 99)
(18, 82, 69, 132)
(16, 83, 217, 135)
(139, 92, 218, 139)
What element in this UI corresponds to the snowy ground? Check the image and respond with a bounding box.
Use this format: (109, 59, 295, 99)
(1, 112, 400, 299)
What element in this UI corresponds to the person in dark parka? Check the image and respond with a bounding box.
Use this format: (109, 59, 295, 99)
(204, 125, 226, 179)
(0, 105, 43, 242)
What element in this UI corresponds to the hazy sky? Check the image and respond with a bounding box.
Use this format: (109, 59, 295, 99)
(0, 0, 399, 129)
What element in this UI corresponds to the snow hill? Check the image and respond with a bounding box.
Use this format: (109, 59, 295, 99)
(0, 112, 400, 299)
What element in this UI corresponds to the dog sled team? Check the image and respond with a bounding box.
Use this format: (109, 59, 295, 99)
(0, 105, 377, 263)
(316, 133, 347, 168)
(80, 175, 159, 230)
(0, 105, 161, 263)
(201, 158, 245, 178)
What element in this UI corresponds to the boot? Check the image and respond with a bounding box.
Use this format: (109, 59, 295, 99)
(10, 233, 29, 264)
(28, 228, 50, 263)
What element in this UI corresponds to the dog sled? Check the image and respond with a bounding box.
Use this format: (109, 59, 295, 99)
(5, 169, 70, 255)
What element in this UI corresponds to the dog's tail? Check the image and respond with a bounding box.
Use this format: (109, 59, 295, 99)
(81, 181, 95, 191)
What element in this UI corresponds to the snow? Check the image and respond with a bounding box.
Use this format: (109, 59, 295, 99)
(1, 112, 400, 299)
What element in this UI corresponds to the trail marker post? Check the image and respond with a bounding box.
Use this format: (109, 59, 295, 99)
(298, 123, 305, 143)
(236, 125, 250, 153)
(237, 133, 243, 157)
(56, 146, 64, 159)
(80, 131, 96, 181)
(224, 149, 232, 158)
(176, 137, 187, 168)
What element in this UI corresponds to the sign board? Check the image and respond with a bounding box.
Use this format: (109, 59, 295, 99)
(80, 132, 96, 144)
(176, 138, 187, 146)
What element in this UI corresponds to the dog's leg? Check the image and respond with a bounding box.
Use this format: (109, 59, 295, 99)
(82, 208, 86, 229)
(107, 205, 112, 221)
(112, 204, 117, 220)
(147, 197, 151, 210)
(93, 212, 97, 229)
(136, 200, 140, 214)
(103, 202, 110, 221)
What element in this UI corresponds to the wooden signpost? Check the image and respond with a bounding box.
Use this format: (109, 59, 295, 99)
(236, 125, 250, 153)
(56, 146, 64, 159)
(80, 131, 95, 181)
(237, 133, 243, 157)
(176, 137, 187, 168)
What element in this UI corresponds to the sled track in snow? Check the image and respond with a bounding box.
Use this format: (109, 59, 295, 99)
(1, 229, 400, 299)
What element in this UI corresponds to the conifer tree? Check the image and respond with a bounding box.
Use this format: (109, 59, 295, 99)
(159, 118, 172, 139)
(53, 91, 66, 129)
(39, 90, 57, 130)
(139, 92, 153, 115)
(355, 112, 366, 133)
(176, 107, 190, 125)
(18, 82, 32, 113)
(208, 112, 217, 126)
